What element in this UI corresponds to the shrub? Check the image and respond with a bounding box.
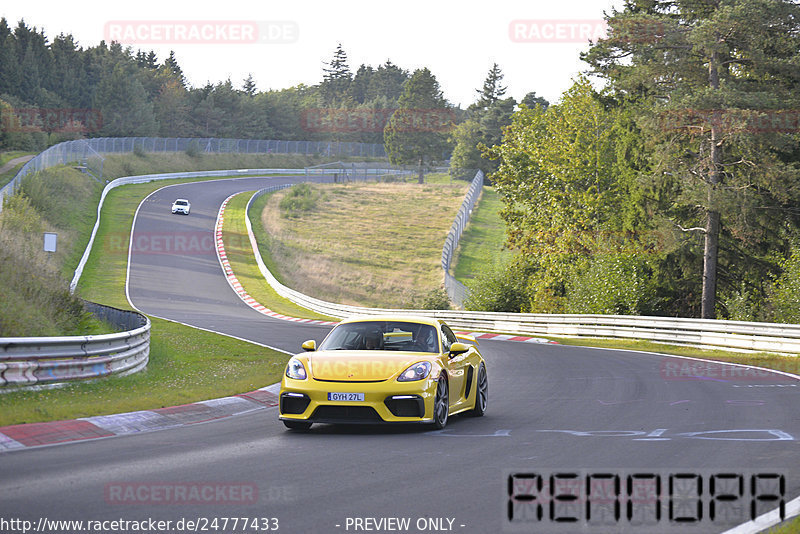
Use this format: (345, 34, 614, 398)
(185, 140, 201, 158)
(419, 287, 451, 310)
(279, 183, 319, 218)
(566, 254, 658, 315)
(464, 257, 529, 312)
(769, 247, 800, 323)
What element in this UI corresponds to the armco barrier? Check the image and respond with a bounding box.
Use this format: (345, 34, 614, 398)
(0, 303, 149, 387)
(243, 189, 800, 354)
(69, 167, 409, 293)
(0, 136, 388, 214)
(441, 170, 483, 307)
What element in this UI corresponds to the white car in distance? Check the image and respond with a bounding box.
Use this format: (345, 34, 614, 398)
(171, 199, 191, 215)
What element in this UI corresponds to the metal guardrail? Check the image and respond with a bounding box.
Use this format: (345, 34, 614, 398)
(243, 188, 800, 354)
(69, 167, 412, 293)
(442, 170, 484, 307)
(0, 136, 387, 213)
(0, 303, 150, 388)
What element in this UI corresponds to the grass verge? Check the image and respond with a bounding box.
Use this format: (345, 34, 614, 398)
(0, 316, 286, 426)
(1, 174, 295, 426)
(257, 181, 469, 308)
(222, 191, 338, 321)
(768, 515, 800, 533)
(451, 185, 510, 284)
(543, 336, 800, 377)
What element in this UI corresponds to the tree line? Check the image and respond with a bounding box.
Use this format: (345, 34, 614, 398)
(0, 21, 436, 150)
(0, 18, 545, 179)
(468, 0, 800, 322)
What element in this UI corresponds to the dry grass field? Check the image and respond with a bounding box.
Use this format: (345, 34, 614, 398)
(260, 181, 469, 308)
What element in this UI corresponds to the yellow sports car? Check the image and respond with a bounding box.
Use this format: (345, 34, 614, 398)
(279, 315, 488, 431)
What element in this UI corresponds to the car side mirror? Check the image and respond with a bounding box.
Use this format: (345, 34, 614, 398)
(301, 340, 317, 352)
(449, 342, 469, 357)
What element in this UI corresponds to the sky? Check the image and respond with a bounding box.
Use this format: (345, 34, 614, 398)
(2, 0, 624, 108)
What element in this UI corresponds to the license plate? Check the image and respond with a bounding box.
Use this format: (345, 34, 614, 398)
(328, 392, 365, 402)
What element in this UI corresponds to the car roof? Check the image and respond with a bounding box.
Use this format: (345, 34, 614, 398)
(337, 315, 442, 328)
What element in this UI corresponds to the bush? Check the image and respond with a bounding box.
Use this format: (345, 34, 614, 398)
(769, 247, 800, 323)
(185, 140, 201, 158)
(419, 287, 451, 310)
(1, 192, 44, 233)
(566, 254, 658, 315)
(464, 257, 529, 312)
(279, 183, 320, 218)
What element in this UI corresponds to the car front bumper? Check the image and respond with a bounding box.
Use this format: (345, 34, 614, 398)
(279, 376, 438, 424)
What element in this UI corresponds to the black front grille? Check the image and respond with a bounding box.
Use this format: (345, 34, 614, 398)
(384, 396, 424, 418)
(310, 405, 383, 423)
(280, 393, 311, 415)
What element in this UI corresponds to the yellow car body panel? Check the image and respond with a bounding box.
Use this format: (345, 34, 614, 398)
(279, 315, 487, 428)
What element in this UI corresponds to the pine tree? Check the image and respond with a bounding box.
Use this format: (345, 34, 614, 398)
(473, 63, 507, 110)
(319, 43, 352, 106)
(583, 0, 800, 318)
(162, 50, 185, 86)
(242, 73, 256, 96)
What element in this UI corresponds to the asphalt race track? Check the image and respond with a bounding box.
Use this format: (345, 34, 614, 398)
(2, 176, 800, 534)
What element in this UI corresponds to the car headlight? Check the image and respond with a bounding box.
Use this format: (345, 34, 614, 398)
(397, 361, 431, 382)
(286, 357, 307, 380)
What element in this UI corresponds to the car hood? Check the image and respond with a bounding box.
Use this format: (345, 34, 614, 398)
(309, 351, 430, 381)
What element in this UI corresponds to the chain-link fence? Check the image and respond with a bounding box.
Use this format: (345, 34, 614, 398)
(0, 137, 387, 213)
(442, 170, 484, 308)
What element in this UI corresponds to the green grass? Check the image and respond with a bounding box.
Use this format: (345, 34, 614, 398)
(0, 316, 286, 426)
(533, 335, 800, 378)
(452, 186, 510, 283)
(257, 180, 469, 308)
(768, 515, 800, 533)
(0, 150, 34, 167)
(222, 191, 338, 321)
(101, 152, 375, 180)
(1, 173, 297, 426)
(0, 151, 35, 188)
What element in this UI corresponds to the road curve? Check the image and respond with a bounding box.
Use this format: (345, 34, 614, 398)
(1, 175, 799, 534)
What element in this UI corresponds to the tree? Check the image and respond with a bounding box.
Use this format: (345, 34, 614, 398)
(319, 43, 352, 106)
(162, 50, 184, 86)
(472, 63, 507, 110)
(0, 32, 20, 96)
(520, 91, 549, 110)
(93, 63, 158, 136)
(242, 73, 256, 96)
(448, 119, 484, 179)
(486, 77, 644, 312)
(583, 0, 800, 318)
(384, 68, 451, 183)
(368, 60, 408, 103)
(450, 66, 520, 180)
(154, 78, 191, 136)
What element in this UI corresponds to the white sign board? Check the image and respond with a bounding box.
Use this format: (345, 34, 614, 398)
(44, 232, 57, 252)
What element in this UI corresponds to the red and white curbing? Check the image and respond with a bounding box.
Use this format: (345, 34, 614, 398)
(215, 193, 557, 346)
(0, 385, 280, 451)
(215, 193, 337, 326)
(0, 196, 558, 452)
(457, 332, 558, 344)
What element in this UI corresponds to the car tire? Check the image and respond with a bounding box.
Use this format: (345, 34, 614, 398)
(468, 363, 488, 417)
(283, 420, 312, 431)
(431, 377, 449, 430)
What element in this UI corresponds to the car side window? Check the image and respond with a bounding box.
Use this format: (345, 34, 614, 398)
(440, 325, 457, 351)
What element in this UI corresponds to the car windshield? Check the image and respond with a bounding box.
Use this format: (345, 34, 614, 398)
(319, 321, 439, 353)
(175, 200, 188, 205)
